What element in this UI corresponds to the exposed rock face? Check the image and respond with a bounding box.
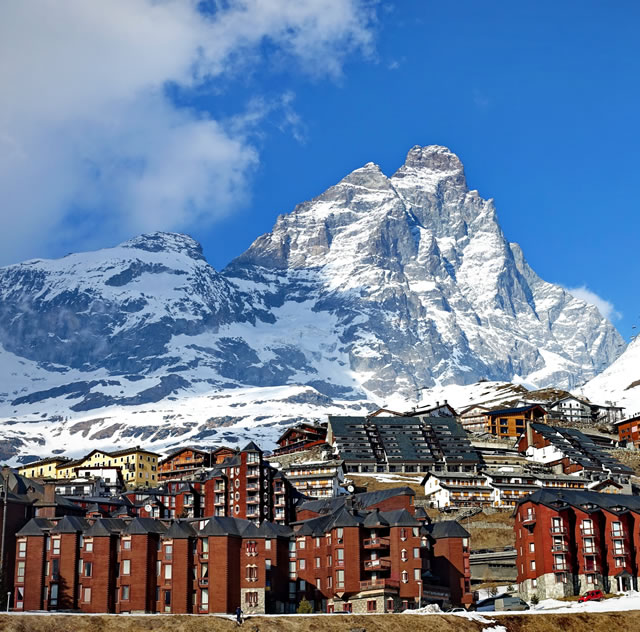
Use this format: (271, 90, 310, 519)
(0, 145, 626, 458)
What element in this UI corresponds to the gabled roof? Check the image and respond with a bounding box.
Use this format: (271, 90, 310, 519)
(16, 517, 54, 536)
(257, 521, 294, 538)
(427, 520, 470, 539)
(51, 515, 90, 533)
(380, 508, 420, 527)
(125, 517, 168, 535)
(85, 518, 127, 536)
(164, 520, 198, 539)
(199, 516, 248, 537)
(362, 508, 390, 528)
(330, 508, 365, 528)
(241, 441, 262, 453)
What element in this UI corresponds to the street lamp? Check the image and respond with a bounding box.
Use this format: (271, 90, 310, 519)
(417, 579, 422, 609)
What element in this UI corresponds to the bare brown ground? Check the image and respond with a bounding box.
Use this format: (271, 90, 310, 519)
(463, 509, 516, 549)
(348, 475, 425, 496)
(0, 611, 638, 632)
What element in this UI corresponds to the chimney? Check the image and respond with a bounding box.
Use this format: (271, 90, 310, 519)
(526, 420, 533, 448)
(43, 481, 56, 505)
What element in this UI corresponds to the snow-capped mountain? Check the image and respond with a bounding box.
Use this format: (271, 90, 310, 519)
(0, 145, 626, 462)
(584, 336, 640, 416)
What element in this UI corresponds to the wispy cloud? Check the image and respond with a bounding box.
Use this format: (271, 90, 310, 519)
(566, 285, 621, 321)
(0, 0, 376, 264)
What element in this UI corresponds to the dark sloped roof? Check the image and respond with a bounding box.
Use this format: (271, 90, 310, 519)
(380, 508, 420, 527)
(85, 518, 127, 536)
(486, 404, 547, 417)
(164, 520, 197, 539)
(330, 508, 365, 528)
(427, 520, 470, 539)
(199, 516, 247, 537)
(16, 517, 54, 536)
(51, 515, 90, 533)
(257, 521, 294, 538)
(363, 509, 390, 528)
(242, 441, 262, 452)
(125, 517, 168, 535)
(517, 489, 640, 513)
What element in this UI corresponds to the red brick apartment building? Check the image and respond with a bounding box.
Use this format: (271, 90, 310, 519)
(615, 414, 640, 448)
(12, 487, 471, 614)
(515, 489, 640, 601)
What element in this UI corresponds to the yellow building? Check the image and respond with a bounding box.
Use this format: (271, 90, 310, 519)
(18, 446, 160, 489)
(18, 457, 71, 479)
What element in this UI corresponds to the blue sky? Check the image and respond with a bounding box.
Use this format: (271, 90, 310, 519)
(1, 1, 638, 339)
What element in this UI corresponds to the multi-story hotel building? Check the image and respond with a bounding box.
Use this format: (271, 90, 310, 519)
(515, 489, 640, 600)
(12, 487, 472, 614)
(18, 447, 160, 489)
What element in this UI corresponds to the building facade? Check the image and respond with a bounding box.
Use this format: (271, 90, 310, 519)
(515, 489, 640, 601)
(12, 488, 472, 614)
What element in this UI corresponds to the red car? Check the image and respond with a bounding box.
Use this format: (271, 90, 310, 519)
(578, 589, 603, 603)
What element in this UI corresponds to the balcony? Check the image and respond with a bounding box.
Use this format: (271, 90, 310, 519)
(580, 527, 596, 537)
(364, 537, 390, 549)
(613, 547, 627, 556)
(552, 544, 569, 553)
(246, 483, 260, 491)
(199, 577, 209, 586)
(363, 557, 392, 570)
(583, 547, 597, 555)
(583, 561, 600, 573)
(611, 530, 625, 538)
(550, 526, 568, 535)
(522, 511, 536, 524)
(553, 562, 568, 571)
(359, 579, 400, 592)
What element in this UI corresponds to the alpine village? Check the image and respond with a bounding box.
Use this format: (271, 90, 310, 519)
(3, 394, 640, 617)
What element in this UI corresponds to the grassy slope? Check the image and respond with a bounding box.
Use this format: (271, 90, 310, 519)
(0, 612, 637, 632)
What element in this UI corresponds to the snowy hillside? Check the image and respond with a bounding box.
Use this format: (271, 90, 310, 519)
(584, 336, 640, 417)
(0, 145, 626, 462)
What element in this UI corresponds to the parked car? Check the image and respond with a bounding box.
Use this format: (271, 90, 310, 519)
(474, 595, 529, 612)
(578, 589, 604, 603)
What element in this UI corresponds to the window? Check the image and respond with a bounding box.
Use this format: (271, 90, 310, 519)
(123, 539, 131, 550)
(401, 570, 408, 583)
(336, 570, 344, 587)
(367, 600, 377, 612)
(299, 559, 306, 570)
(400, 528, 407, 541)
(413, 548, 420, 559)
(165, 564, 172, 579)
(246, 541, 258, 555)
(201, 588, 209, 607)
(289, 561, 296, 578)
(401, 549, 408, 562)
(315, 557, 321, 568)
(530, 560, 536, 570)
(414, 568, 421, 580)
(84, 562, 92, 577)
(532, 578, 537, 588)
(201, 563, 208, 580)
(52, 538, 61, 554)
(298, 537, 306, 549)
(529, 543, 535, 552)
(18, 541, 26, 558)
(246, 565, 258, 581)
(17, 562, 25, 579)
(299, 579, 306, 591)
(85, 540, 93, 552)
(83, 588, 91, 603)
(121, 585, 130, 601)
(50, 583, 58, 607)
(265, 539, 271, 550)
(245, 591, 259, 606)
(202, 539, 209, 553)
(123, 559, 131, 575)
(616, 557, 624, 568)
(336, 548, 344, 565)
(327, 575, 332, 588)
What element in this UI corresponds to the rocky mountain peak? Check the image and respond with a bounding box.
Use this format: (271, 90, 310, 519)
(400, 144, 464, 174)
(122, 232, 205, 261)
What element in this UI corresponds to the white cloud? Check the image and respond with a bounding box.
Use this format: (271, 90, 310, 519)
(0, 0, 375, 263)
(566, 285, 621, 321)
